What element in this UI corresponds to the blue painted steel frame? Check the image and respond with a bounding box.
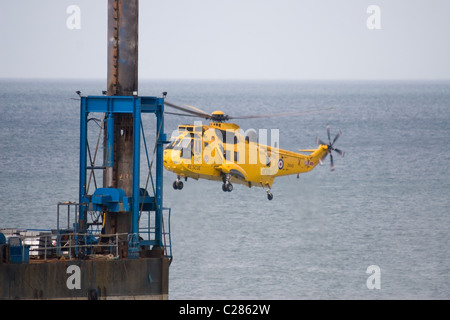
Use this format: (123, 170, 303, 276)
(79, 95, 166, 247)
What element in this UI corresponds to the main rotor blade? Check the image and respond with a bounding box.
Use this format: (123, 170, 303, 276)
(228, 107, 335, 120)
(164, 111, 203, 118)
(184, 104, 211, 116)
(333, 147, 345, 157)
(327, 125, 331, 144)
(316, 137, 327, 146)
(330, 153, 335, 171)
(164, 101, 213, 119)
(332, 130, 342, 145)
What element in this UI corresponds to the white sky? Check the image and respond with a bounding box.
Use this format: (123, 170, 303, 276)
(1, 0, 449, 80)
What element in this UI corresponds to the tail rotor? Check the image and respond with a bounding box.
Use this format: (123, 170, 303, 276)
(316, 125, 345, 171)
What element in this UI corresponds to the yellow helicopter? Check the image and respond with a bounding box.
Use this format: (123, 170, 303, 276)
(163, 102, 344, 200)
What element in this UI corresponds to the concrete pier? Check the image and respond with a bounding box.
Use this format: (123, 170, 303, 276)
(0, 257, 169, 300)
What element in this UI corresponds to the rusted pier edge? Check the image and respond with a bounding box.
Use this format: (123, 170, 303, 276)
(0, 257, 169, 300)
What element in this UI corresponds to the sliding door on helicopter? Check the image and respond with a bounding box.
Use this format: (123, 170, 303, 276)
(178, 133, 203, 165)
(179, 134, 192, 161)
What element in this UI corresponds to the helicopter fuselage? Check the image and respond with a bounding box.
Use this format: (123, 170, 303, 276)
(163, 121, 329, 190)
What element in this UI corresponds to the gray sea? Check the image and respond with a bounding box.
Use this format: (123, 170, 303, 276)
(1, 79, 449, 299)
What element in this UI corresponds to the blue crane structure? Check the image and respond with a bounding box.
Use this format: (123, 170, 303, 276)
(77, 95, 171, 259)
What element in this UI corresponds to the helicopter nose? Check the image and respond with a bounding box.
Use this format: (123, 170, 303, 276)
(163, 149, 178, 168)
(163, 150, 172, 167)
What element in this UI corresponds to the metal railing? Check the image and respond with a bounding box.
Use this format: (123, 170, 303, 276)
(22, 232, 127, 260)
(52, 202, 173, 260)
(138, 207, 172, 260)
(57, 201, 80, 232)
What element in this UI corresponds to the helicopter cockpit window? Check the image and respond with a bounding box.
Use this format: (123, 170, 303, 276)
(165, 137, 181, 150)
(180, 136, 191, 149)
(179, 135, 193, 159)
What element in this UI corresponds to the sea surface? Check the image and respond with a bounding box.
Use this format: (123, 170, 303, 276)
(1, 79, 449, 299)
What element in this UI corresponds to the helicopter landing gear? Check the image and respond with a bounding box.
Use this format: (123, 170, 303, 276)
(222, 182, 233, 192)
(173, 176, 183, 190)
(265, 185, 273, 200)
(222, 174, 233, 192)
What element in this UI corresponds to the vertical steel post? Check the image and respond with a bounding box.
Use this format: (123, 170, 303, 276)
(106, 0, 138, 195)
(105, 0, 139, 194)
(155, 103, 164, 247)
(105, 114, 115, 188)
(107, 0, 139, 96)
(131, 99, 141, 236)
(79, 97, 88, 233)
(104, 0, 139, 240)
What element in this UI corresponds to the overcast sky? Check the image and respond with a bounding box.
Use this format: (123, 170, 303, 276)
(1, 0, 449, 80)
